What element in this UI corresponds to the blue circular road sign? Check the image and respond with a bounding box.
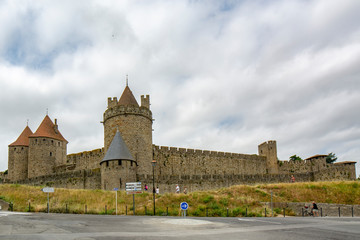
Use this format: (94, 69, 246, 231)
(180, 202, 189, 210)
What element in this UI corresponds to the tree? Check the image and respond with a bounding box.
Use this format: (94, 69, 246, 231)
(289, 155, 303, 162)
(326, 152, 337, 164)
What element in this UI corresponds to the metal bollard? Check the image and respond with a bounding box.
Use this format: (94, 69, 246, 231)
(352, 206, 354, 217)
(338, 207, 340, 217)
(28, 202, 31, 212)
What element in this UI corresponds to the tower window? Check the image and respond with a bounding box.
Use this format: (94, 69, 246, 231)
(58, 142, 61, 146)
(131, 161, 133, 166)
(14, 148, 16, 151)
(106, 161, 109, 167)
(50, 152, 52, 156)
(118, 160, 122, 166)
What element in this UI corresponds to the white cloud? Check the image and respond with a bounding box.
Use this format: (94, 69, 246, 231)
(0, 0, 360, 177)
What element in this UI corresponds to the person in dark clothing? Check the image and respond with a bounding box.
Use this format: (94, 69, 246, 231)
(312, 201, 319, 217)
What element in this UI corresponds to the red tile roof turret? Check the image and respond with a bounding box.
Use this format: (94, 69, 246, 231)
(30, 115, 68, 142)
(118, 86, 139, 106)
(9, 126, 33, 146)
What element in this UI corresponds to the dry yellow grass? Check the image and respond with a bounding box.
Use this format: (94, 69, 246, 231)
(1, 180, 359, 216)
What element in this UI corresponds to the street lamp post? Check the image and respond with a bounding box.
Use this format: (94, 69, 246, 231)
(152, 160, 156, 216)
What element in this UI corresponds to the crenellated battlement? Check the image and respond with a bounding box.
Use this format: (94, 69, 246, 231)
(153, 145, 263, 160)
(141, 95, 150, 109)
(107, 97, 118, 108)
(67, 148, 104, 161)
(104, 104, 152, 122)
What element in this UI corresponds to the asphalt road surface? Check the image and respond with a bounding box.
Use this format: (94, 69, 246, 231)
(1, 211, 360, 239)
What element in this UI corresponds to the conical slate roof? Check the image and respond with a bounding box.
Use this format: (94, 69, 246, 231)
(30, 115, 68, 142)
(9, 126, 33, 146)
(118, 86, 139, 106)
(100, 131, 135, 165)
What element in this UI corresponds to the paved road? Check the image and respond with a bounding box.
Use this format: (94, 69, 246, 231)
(1, 211, 360, 239)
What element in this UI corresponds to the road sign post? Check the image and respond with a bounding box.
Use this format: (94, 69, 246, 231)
(125, 182, 142, 215)
(180, 202, 189, 218)
(114, 188, 119, 215)
(42, 187, 54, 213)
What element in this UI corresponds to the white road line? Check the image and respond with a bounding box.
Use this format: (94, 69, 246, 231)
(238, 218, 282, 224)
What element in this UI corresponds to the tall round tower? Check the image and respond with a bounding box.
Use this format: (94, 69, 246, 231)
(28, 115, 68, 178)
(8, 125, 33, 181)
(103, 85, 153, 176)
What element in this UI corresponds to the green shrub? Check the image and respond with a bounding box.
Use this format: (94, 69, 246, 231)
(219, 198, 229, 206)
(202, 195, 214, 203)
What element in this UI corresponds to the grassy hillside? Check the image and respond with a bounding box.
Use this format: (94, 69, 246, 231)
(1, 181, 359, 217)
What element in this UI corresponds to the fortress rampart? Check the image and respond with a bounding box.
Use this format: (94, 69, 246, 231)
(4, 85, 356, 192)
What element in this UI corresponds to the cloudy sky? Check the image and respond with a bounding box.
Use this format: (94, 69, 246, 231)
(0, 0, 359, 176)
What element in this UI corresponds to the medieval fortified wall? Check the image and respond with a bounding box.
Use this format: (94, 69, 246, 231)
(2, 85, 357, 193)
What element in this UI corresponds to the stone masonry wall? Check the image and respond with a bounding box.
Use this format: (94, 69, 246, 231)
(16, 169, 101, 190)
(153, 145, 267, 176)
(66, 148, 104, 171)
(8, 146, 28, 181)
(27, 137, 66, 178)
(103, 104, 153, 176)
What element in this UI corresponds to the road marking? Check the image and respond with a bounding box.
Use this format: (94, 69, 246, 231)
(238, 218, 282, 224)
(0, 211, 30, 217)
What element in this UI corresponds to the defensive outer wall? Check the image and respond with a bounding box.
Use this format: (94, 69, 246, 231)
(3, 143, 356, 193)
(1, 85, 356, 192)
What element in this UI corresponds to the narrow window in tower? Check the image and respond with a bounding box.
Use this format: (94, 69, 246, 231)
(58, 142, 60, 146)
(106, 161, 109, 167)
(50, 152, 52, 157)
(21, 147, 23, 150)
(131, 161, 133, 167)
(14, 148, 16, 151)
(118, 160, 122, 166)
(51, 140, 53, 144)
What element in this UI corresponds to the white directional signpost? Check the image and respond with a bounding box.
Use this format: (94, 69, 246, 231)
(126, 182, 142, 215)
(180, 202, 189, 218)
(114, 188, 119, 215)
(42, 187, 54, 213)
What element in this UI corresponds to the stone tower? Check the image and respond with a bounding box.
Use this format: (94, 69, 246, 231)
(100, 130, 137, 190)
(8, 126, 33, 181)
(258, 140, 279, 174)
(28, 115, 68, 178)
(103, 85, 153, 176)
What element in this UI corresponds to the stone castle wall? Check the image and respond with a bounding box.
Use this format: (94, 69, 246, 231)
(16, 168, 101, 189)
(8, 146, 28, 181)
(153, 145, 267, 176)
(103, 103, 153, 176)
(27, 137, 67, 178)
(65, 148, 104, 171)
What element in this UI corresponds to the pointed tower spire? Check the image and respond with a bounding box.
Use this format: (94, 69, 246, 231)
(118, 85, 139, 107)
(30, 115, 68, 142)
(9, 126, 33, 146)
(100, 130, 135, 165)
